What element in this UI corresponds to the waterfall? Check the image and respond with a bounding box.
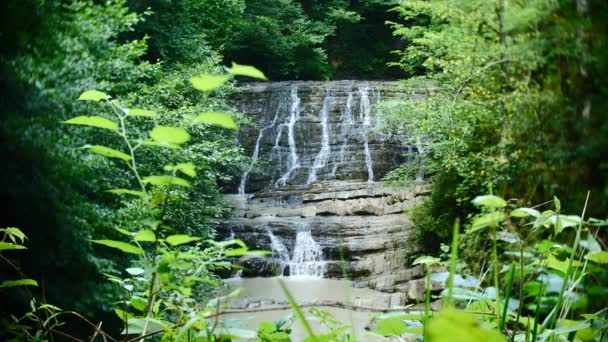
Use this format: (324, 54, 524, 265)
(331, 90, 354, 177)
(276, 86, 301, 186)
(266, 225, 325, 278)
(290, 228, 325, 277)
(268, 231, 291, 276)
(307, 88, 333, 184)
(359, 86, 374, 182)
(238, 102, 282, 195)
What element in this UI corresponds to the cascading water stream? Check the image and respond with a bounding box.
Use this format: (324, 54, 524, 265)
(290, 228, 325, 277)
(276, 86, 301, 186)
(267, 225, 325, 277)
(307, 88, 333, 184)
(359, 86, 374, 182)
(268, 231, 291, 276)
(238, 99, 283, 195)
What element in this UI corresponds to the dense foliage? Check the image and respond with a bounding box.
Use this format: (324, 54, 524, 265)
(382, 0, 608, 253)
(127, 0, 407, 80)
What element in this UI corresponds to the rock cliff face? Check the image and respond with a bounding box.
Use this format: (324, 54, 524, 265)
(222, 81, 428, 291)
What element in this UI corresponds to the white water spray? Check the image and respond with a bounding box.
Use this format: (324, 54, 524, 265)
(276, 86, 301, 186)
(266, 225, 325, 277)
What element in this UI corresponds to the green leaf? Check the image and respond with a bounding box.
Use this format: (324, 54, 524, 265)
(472, 195, 507, 208)
(426, 308, 506, 342)
(115, 228, 133, 236)
(64, 116, 118, 130)
(224, 248, 271, 257)
(91, 240, 144, 255)
(134, 230, 156, 242)
(107, 189, 146, 197)
(81, 145, 131, 161)
(130, 296, 147, 311)
(586, 251, 608, 264)
(193, 112, 238, 130)
(164, 163, 196, 178)
(76, 90, 109, 102)
(207, 239, 247, 249)
(127, 109, 156, 117)
(0, 242, 26, 251)
(125, 267, 145, 276)
(469, 212, 506, 233)
(0, 279, 38, 288)
(149, 126, 190, 145)
(413, 255, 442, 266)
(553, 196, 561, 211)
(229, 62, 268, 80)
(372, 316, 409, 336)
(165, 234, 201, 246)
(538, 254, 583, 274)
(143, 175, 191, 188)
(510, 207, 540, 218)
(1, 227, 26, 243)
(189, 74, 231, 92)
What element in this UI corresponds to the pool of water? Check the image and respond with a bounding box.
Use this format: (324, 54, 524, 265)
(216, 277, 397, 341)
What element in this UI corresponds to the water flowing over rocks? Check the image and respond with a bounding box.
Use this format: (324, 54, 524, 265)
(222, 80, 435, 296)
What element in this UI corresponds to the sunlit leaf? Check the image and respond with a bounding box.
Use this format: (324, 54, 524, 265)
(64, 116, 118, 130)
(510, 207, 540, 218)
(81, 145, 131, 161)
(586, 251, 608, 264)
(130, 296, 147, 311)
(193, 112, 238, 130)
(91, 240, 144, 254)
(127, 109, 156, 117)
(134, 230, 156, 242)
(372, 316, 409, 336)
(165, 234, 201, 246)
(1, 227, 27, 244)
(469, 212, 505, 232)
(125, 267, 145, 276)
(537, 254, 583, 274)
(77, 90, 109, 102)
(115, 228, 133, 236)
(206, 239, 247, 249)
(0, 242, 26, 251)
(229, 62, 268, 80)
(164, 162, 196, 178)
(0, 279, 38, 288)
(413, 255, 441, 266)
(553, 196, 561, 211)
(426, 308, 506, 342)
(149, 126, 190, 145)
(472, 195, 507, 208)
(190, 74, 230, 92)
(143, 175, 191, 188)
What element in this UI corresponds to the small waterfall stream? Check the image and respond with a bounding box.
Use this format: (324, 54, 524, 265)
(267, 225, 325, 277)
(307, 88, 333, 184)
(275, 86, 301, 187)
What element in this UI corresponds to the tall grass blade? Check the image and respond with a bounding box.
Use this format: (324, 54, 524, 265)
(447, 219, 460, 306)
(278, 279, 318, 341)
